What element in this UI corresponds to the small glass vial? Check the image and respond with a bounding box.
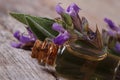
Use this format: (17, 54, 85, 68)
(55, 44, 120, 80)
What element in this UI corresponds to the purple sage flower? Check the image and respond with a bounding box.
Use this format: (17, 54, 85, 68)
(104, 18, 120, 31)
(104, 18, 120, 37)
(55, 3, 82, 32)
(11, 27, 36, 50)
(66, 3, 80, 16)
(52, 23, 70, 45)
(55, 4, 65, 15)
(104, 18, 120, 54)
(55, 3, 80, 16)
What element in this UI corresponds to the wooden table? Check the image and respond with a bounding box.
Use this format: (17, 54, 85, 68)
(0, 0, 120, 80)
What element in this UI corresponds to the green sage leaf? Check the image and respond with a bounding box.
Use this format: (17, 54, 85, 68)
(10, 12, 59, 40)
(10, 13, 27, 24)
(25, 16, 55, 40)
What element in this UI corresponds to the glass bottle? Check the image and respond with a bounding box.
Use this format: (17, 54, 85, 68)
(55, 43, 120, 80)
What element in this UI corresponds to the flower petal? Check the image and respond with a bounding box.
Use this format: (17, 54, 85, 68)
(68, 9, 77, 17)
(53, 31, 70, 45)
(13, 30, 20, 40)
(55, 4, 64, 15)
(104, 18, 118, 31)
(20, 35, 32, 43)
(11, 42, 22, 48)
(67, 3, 80, 16)
(52, 23, 65, 33)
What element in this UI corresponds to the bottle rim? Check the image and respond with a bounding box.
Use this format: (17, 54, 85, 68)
(66, 44, 107, 61)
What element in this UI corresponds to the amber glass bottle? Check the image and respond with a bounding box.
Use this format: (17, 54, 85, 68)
(55, 44, 120, 80)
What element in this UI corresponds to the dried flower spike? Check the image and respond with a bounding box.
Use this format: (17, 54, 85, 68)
(104, 18, 120, 54)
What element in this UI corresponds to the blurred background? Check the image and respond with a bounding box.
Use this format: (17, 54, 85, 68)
(0, 0, 120, 31)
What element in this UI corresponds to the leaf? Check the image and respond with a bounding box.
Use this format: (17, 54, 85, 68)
(28, 17, 58, 37)
(25, 16, 55, 40)
(10, 12, 59, 40)
(10, 13, 27, 24)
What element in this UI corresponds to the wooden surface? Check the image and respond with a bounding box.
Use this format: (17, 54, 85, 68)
(0, 0, 120, 80)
